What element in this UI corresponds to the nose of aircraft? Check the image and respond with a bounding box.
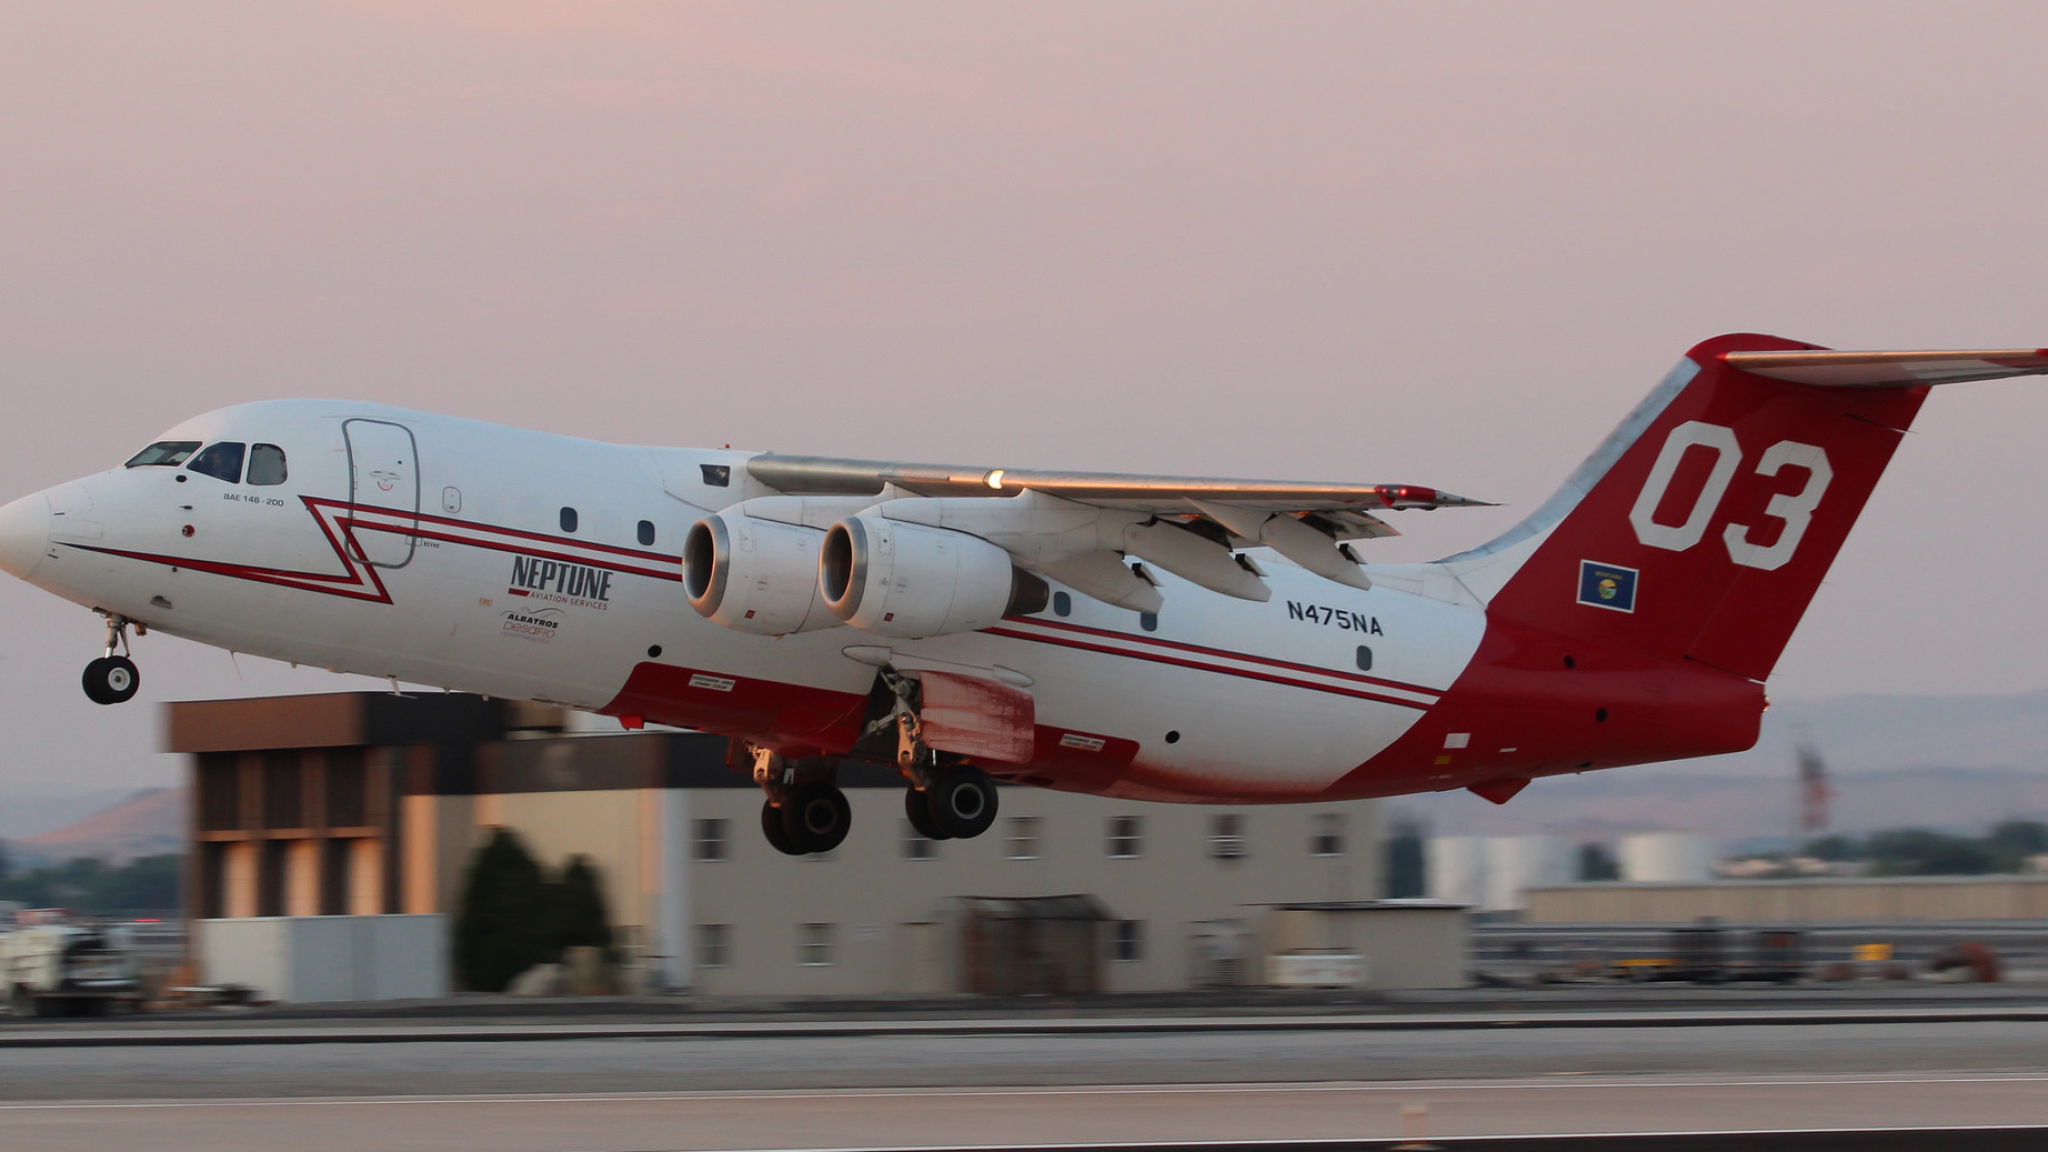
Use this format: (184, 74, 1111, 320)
(0, 491, 52, 581)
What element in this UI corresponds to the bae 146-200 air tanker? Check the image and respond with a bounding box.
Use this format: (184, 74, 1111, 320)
(1, 334, 2043, 855)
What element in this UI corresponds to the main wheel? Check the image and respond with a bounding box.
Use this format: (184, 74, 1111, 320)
(905, 786, 951, 841)
(926, 766, 999, 839)
(82, 656, 140, 705)
(781, 784, 851, 854)
(761, 799, 804, 856)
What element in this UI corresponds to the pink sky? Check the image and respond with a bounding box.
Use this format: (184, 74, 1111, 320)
(4, 2, 2048, 792)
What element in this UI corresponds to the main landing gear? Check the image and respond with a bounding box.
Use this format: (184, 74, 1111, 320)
(893, 707, 999, 842)
(746, 744, 853, 856)
(81, 614, 140, 706)
(741, 668, 1004, 854)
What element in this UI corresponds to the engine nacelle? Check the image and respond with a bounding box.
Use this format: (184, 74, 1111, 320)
(682, 513, 835, 634)
(819, 515, 1047, 638)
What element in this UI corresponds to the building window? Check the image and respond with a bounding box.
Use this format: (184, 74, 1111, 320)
(902, 820, 938, 860)
(797, 923, 835, 966)
(1312, 813, 1346, 857)
(1106, 815, 1143, 858)
(560, 506, 578, 533)
(1005, 817, 1042, 860)
(693, 818, 728, 862)
(1111, 920, 1144, 962)
(697, 924, 730, 968)
(1210, 813, 1246, 860)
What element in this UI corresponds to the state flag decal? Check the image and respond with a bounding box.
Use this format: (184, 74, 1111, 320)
(1577, 560, 1638, 613)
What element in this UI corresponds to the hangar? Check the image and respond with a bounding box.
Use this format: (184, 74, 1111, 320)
(169, 691, 1463, 999)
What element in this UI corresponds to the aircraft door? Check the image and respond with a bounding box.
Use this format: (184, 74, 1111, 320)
(343, 419, 420, 568)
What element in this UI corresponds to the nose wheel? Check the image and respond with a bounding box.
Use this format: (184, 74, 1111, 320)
(83, 655, 140, 705)
(82, 614, 141, 705)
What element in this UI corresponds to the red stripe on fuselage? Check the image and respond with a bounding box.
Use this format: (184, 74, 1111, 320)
(984, 625, 1436, 710)
(1001, 615, 1440, 699)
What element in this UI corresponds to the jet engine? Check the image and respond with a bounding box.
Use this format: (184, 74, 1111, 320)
(682, 512, 835, 634)
(819, 514, 1047, 639)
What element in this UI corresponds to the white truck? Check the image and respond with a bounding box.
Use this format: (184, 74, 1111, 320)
(1, 913, 145, 1017)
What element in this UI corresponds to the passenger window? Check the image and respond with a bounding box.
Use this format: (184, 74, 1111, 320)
(1052, 591, 1072, 617)
(560, 507, 578, 533)
(125, 441, 202, 468)
(1139, 612, 1159, 633)
(1356, 646, 1373, 672)
(247, 444, 288, 486)
(637, 520, 656, 547)
(186, 442, 246, 483)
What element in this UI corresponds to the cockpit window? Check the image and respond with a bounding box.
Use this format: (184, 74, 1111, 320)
(247, 443, 288, 486)
(187, 442, 246, 483)
(124, 441, 202, 468)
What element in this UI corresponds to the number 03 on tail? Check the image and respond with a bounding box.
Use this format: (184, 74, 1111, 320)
(1, 334, 2040, 855)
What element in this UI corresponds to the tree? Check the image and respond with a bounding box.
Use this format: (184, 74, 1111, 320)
(1802, 834, 1861, 862)
(1987, 821, 2048, 868)
(1578, 842, 1621, 882)
(553, 855, 614, 958)
(452, 829, 552, 993)
(0, 853, 180, 912)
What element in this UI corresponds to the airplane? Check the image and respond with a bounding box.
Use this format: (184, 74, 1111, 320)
(1, 333, 2043, 856)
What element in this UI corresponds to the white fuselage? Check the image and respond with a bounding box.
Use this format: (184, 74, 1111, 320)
(1, 401, 1486, 802)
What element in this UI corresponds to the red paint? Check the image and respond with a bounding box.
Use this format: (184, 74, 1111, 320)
(1002, 616, 1441, 700)
(1327, 333, 1924, 802)
(1467, 777, 1531, 805)
(986, 622, 1437, 710)
(601, 662, 872, 754)
(917, 671, 1035, 762)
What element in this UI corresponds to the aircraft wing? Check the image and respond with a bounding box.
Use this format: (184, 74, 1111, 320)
(746, 455, 1490, 517)
(744, 455, 1492, 603)
(1724, 348, 2048, 387)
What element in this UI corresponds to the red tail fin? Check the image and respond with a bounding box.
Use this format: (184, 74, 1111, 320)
(1475, 333, 1928, 681)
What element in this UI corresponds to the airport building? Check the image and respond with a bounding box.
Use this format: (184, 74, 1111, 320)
(1525, 876, 2048, 925)
(169, 691, 1465, 1000)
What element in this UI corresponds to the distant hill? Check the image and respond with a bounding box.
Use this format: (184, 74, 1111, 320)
(1390, 691, 2048, 844)
(12, 787, 185, 864)
(1391, 764, 2048, 843)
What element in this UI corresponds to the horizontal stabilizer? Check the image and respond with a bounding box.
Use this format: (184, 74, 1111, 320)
(1724, 348, 2048, 387)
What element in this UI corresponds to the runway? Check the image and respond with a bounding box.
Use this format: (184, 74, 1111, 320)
(4, 1013, 2046, 1150)
(4, 1076, 2048, 1152)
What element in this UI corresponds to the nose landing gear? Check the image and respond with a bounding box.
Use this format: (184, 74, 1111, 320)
(82, 614, 141, 706)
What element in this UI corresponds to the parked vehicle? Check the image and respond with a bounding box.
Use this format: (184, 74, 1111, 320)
(1, 911, 145, 1017)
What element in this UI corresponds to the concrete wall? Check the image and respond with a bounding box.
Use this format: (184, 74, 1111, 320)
(1525, 877, 2048, 924)
(1258, 904, 1467, 990)
(200, 915, 447, 1002)
(684, 788, 1382, 995)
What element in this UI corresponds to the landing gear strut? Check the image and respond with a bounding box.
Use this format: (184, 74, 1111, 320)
(81, 614, 140, 706)
(892, 695, 999, 842)
(745, 744, 852, 856)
